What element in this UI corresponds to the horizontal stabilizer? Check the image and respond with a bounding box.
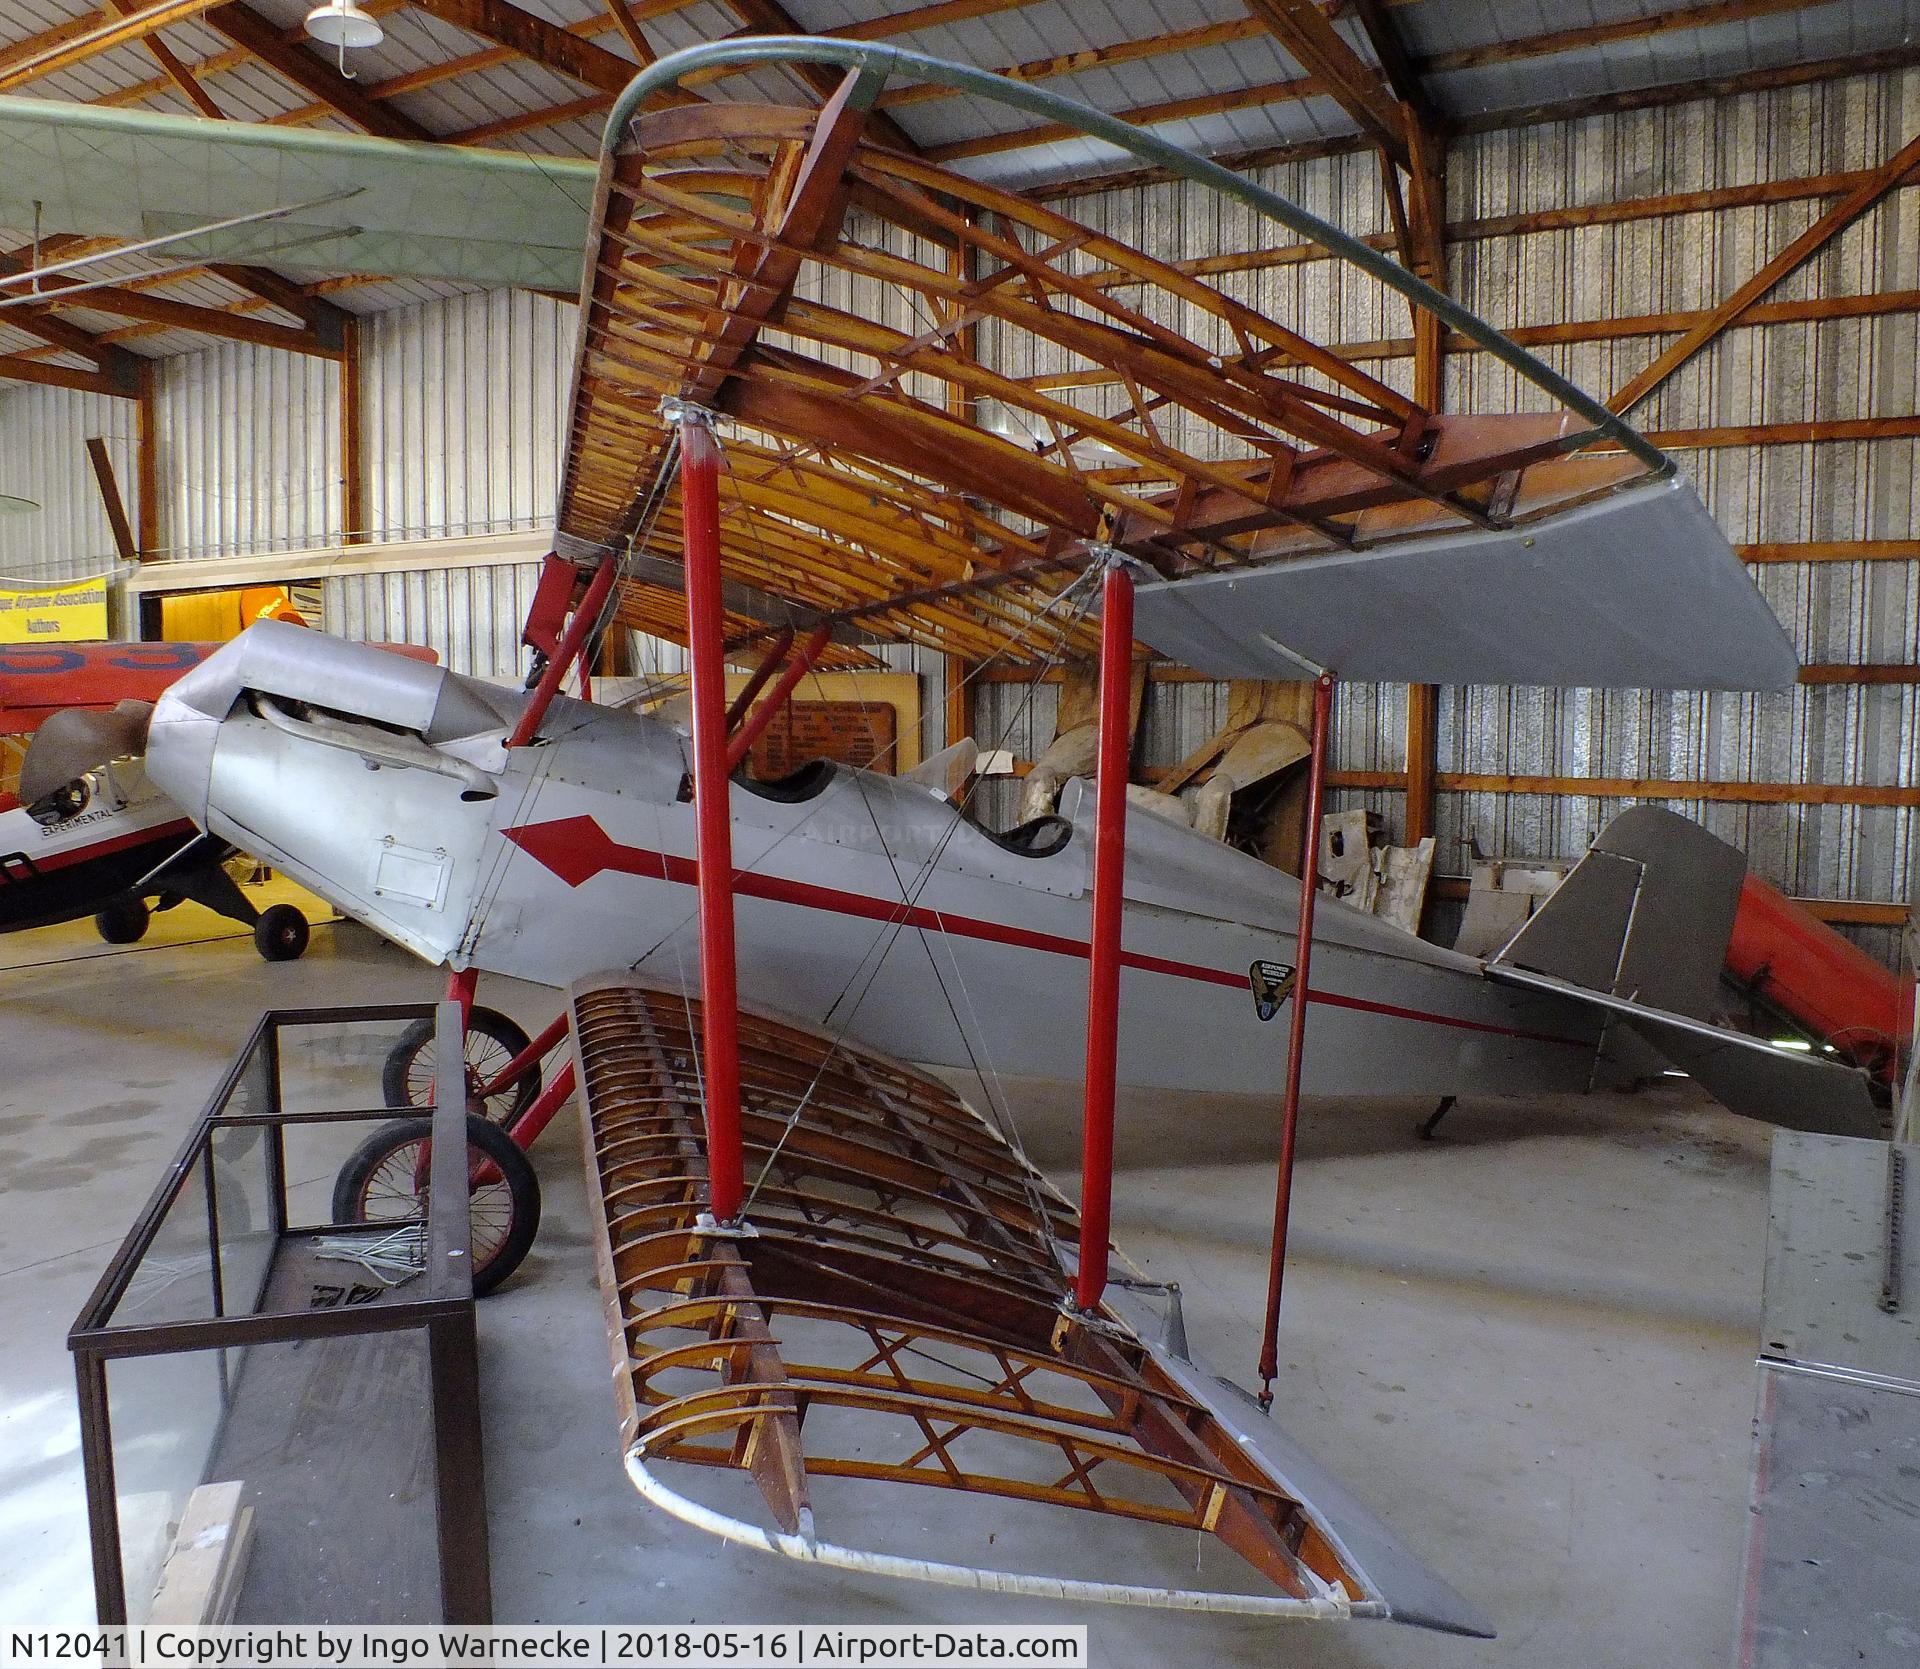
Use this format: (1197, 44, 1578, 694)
(1488, 962, 1880, 1136)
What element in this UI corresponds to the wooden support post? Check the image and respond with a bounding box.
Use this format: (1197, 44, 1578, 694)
(339, 317, 365, 546)
(135, 360, 159, 560)
(944, 653, 972, 749)
(1405, 679, 1439, 844)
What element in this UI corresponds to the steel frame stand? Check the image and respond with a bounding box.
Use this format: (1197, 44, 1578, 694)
(1073, 556, 1135, 1315)
(1257, 670, 1335, 1406)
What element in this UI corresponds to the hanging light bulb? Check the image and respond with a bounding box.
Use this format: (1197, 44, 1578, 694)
(303, 2, 383, 50)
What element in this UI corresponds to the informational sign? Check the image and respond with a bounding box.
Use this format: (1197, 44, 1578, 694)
(0, 574, 109, 644)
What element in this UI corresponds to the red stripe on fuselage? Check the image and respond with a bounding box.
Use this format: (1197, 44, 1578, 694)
(502, 814, 1589, 1050)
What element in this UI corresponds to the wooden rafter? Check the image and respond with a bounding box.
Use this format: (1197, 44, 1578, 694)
(404, 0, 695, 105)
(0, 260, 336, 358)
(101, 0, 226, 117)
(0, 356, 119, 395)
(716, 0, 924, 155)
(203, 2, 435, 139)
(0, 0, 231, 91)
(1241, 0, 1408, 164)
(599, 0, 657, 66)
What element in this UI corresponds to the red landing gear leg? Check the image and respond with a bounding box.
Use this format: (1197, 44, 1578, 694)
(1257, 670, 1334, 1409)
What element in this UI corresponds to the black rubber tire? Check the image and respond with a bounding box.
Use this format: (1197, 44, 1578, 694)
(94, 897, 150, 944)
(330, 1112, 541, 1297)
(382, 1006, 541, 1126)
(252, 902, 309, 961)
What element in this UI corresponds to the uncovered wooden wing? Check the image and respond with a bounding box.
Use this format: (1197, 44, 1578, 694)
(569, 974, 1490, 1631)
(554, 58, 1680, 670)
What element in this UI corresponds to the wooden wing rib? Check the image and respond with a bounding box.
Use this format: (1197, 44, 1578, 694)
(567, 973, 1488, 1629)
(555, 84, 1657, 664)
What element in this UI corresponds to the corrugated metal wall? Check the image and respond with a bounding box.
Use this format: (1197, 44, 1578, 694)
(322, 562, 546, 679)
(361, 289, 573, 543)
(154, 341, 341, 558)
(0, 382, 139, 584)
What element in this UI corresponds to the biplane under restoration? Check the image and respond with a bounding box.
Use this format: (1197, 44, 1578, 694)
(25, 38, 1882, 1635)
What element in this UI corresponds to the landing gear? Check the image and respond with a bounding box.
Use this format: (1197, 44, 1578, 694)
(94, 897, 150, 944)
(252, 902, 310, 961)
(382, 1006, 542, 1126)
(331, 1112, 542, 1297)
(1418, 1095, 1457, 1141)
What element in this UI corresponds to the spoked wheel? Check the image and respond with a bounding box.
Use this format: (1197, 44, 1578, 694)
(382, 1006, 540, 1126)
(330, 1113, 541, 1297)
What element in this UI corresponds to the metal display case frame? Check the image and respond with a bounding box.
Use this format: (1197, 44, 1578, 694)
(68, 1000, 490, 1624)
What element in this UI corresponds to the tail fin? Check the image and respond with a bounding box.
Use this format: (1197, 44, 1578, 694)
(1485, 807, 1879, 1136)
(1493, 806, 1742, 1021)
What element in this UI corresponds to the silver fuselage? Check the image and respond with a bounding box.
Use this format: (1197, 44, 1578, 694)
(146, 622, 1603, 1100)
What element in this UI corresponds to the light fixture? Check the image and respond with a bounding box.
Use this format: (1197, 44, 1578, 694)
(0, 494, 39, 516)
(304, 2, 383, 51)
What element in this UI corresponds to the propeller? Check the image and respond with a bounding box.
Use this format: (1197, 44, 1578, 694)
(19, 699, 154, 807)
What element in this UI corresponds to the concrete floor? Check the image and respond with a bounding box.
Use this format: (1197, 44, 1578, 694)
(0, 911, 1769, 1664)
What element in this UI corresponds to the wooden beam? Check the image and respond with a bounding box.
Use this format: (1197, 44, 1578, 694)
(1740, 540, 1920, 564)
(0, 277, 141, 382)
(404, 0, 681, 98)
(340, 317, 366, 544)
(1799, 663, 1920, 685)
(136, 361, 160, 557)
(715, 0, 924, 155)
(85, 437, 138, 563)
(1454, 42, 1920, 142)
(0, 0, 230, 91)
(3, 270, 335, 357)
(879, 19, 1266, 111)
(0, 356, 118, 395)
(1611, 119, 1920, 415)
(208, 264, 350, 348)
(1430, 0, 1830, 77)
(1241, 0, 1407, 164)
(1645, 415, 1920, 450)
(1403, 678, 1437, 844)
(101, 0, 226, 116)
(1327, 769, 1920, 809)
(203, 3, 436, 139)
(599, 0, 657, 66)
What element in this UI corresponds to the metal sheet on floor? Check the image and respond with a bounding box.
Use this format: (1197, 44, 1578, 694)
(1735, 1131, 1920, 1669)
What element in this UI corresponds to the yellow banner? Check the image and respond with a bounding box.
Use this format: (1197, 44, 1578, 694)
(0, 574, 110, 644)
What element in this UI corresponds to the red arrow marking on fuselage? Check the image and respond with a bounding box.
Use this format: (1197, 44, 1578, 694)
(501, 814, 1589, 1048)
